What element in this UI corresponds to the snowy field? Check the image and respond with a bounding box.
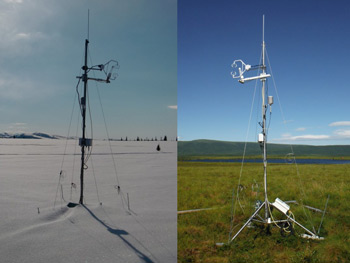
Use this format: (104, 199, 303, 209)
(0, 139, 177, 263)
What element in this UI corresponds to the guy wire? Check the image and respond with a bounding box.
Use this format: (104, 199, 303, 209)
(229, 66, 260, 240)
(88, 51, 121, 188)
(265, 48, 316, 232)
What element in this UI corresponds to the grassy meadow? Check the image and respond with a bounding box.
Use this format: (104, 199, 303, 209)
(178, 160, 350, 262)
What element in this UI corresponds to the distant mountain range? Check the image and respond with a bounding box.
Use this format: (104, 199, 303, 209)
(0, 132, 66, 139)
(178, 139, 350, 157)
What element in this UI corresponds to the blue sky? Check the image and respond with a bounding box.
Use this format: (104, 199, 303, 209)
(178, 0, 350, 145)
(0, 0, 177, 140)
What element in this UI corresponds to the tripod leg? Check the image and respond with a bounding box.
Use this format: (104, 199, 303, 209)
(285, 213, 322, 239)
(230, 202, 265, 243)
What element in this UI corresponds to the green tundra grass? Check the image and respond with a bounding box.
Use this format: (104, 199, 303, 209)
(178, 161, 350, 263)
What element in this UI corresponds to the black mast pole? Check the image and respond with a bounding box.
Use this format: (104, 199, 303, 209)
(79, 39, 89, 204)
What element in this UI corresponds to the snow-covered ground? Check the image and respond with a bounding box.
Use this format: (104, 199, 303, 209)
(0, 139, 177, 263)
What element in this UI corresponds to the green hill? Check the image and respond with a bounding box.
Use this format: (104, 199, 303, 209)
(178, 139, 350, 157)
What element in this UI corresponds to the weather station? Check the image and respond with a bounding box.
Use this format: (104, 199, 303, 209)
(54, 11, 121, 207)
(216, 16, 325, 246)
(76, 42, 119, 204)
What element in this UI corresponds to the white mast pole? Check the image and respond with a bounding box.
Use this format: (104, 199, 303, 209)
(261, 14, 269, 222)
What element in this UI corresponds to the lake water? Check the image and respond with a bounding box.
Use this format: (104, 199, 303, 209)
(187, 158, 350, 164)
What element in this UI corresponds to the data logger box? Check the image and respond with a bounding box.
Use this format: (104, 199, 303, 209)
(79, 138, 93, 147)
(272, 198, 290, 214)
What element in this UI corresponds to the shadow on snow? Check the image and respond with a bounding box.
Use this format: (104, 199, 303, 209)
(82, 204, 155, 263)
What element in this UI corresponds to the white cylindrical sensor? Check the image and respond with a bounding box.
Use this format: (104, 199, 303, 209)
(268, 96, 273, 106)
(268, 96, 274, 105)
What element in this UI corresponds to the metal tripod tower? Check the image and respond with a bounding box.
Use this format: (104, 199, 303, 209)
(76, 22, 119, 204)
(229, 15, 323, 242)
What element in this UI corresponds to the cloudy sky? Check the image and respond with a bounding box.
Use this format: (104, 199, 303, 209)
(0, 0, 177, 140)
(178, 0, 350, 145)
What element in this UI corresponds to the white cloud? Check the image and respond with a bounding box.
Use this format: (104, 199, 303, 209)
(333, 129, 350, 138)
(0, 73, 56, 101)
(0, 0, 56, 58)
(329, 121, 350, 127)
(168, 105, 177, 110)
(14, 31, 45, 41)
(296, 135, 330, 140)
(274, 134, 330, 141)
(4, 0, 23, 3)
(274, 128, 350, 142)
(295, 127, 306, 131)
(281, 133, 291, 138)
(6, 122, 28, 133)
(15, 32, 30, 39)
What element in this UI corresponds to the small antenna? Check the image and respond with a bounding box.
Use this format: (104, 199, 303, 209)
(87, 9, 90, 40)
(262, 14, 265, 43)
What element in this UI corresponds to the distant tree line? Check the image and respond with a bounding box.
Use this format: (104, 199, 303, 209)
(109, 135, 178, 142)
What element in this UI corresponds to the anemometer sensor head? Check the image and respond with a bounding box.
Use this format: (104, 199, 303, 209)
(231, 59, 271, 84)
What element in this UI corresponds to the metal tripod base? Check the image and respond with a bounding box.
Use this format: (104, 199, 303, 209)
(229, 200, 324, 243)
(229, 201, 265, 242)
